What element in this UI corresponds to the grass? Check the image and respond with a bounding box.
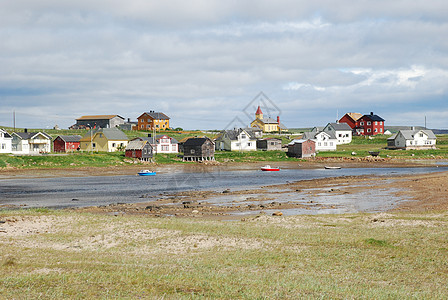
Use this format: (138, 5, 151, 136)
(0, 210, 447, 298)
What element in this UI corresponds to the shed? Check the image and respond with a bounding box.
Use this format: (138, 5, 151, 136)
(53, 135, 82, 152)
(125, 140, 153, 161)
(287, 139, 316, 158)
(183, 137, 215, 161)
(256, 138, 282, 151)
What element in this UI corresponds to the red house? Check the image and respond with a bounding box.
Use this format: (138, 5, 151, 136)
(339, 112, 363, 130)
(53, 135, 82, 152)
(357, 112, 385, 136)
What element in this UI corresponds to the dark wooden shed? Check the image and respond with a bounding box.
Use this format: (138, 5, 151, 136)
(287, 139, 316, 158)
(182, 137, 215, 161)
(256, 138, 283, 151)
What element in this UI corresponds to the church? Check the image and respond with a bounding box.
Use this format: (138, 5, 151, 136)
(250, 106, 287, 133)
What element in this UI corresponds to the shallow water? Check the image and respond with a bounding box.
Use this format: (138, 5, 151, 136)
(1, 165, 447, 211)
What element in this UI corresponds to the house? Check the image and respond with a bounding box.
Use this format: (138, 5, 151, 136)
(182, 137, 215, 161)
(387, 128, 437, 150)
(215, 128, 257, 151)
(134, 134, 179, 153)
(79, 127, 128, 152)
(137, 111, 170, 131)
(256, 138, 282, 151)
(125, 140, 153, 161)
(73, 115, 125, 129)
(356, 112, 385, 136)
(11, 131, 52, 154)
(301, 131, 337, 151)
(0, 129, 13, 153)
(287, 139, 316, 158)
(250, 106, 287, 133)
(53, 135, 82, 152)
(323, 123, 352, 144)
(339, 112, 363, 131)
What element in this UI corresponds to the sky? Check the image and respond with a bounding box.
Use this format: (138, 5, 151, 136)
(1, 0, 448, 130)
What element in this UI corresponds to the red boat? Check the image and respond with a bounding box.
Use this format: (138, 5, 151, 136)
(261, 165, 280, 171)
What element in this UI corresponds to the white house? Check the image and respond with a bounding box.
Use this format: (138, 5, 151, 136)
(133, 135, 179, 154)
(387, 129, 437, 150)
(215, 128, 257, 151)
(323, 122, 352, 145)
(11, 131, 52, 154)
(302, 131, 337, 151)
(0, 129, 13, 153)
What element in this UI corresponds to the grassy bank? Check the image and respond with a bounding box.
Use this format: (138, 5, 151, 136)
(1, 210, 447, 298)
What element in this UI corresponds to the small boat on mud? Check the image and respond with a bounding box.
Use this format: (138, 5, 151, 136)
(138, 170, 156, 176)
(261, 165, 280, 171)
(324, 166, 341, 170)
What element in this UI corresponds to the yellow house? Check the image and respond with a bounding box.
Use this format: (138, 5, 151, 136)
(80, 128, 128, 152)
(250, 106, 287, 133)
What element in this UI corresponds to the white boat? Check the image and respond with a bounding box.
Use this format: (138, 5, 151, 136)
(261, 165, 280, 171)
(324, 166, 341, 170)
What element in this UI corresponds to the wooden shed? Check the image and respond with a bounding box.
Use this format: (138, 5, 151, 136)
(182, 137, 215, 161)
(53, 135, 82, 152)
(125, 140, 153, 161)
(287, 139, 316, 158)
(256, 138, 282, 151)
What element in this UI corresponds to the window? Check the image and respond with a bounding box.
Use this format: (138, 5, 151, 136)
(367, 128, 371, 132)
(156, 125, 159, 128)
(112, 143, 116, 147)
(92, 143, 96, 148)
(374, 128, 378, 132)
(375, 121, 378, 125)
(367, 121, 371, 125)
(360, 122, 364, 126)
(1, 144, 5, 149)
(241, 134, 246, 139)
(318, 142, 321, 146)
(380, 128, 383, 132)
(161, 145, 169, 151)
(419, 133, 424, 137)
(247, 142, 252, 147)
(191, 149, 195, 154)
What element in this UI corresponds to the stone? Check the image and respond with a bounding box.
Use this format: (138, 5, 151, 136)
(272, 211, 283, 216)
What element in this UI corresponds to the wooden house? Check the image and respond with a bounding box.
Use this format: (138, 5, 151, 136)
(215, 128, 257, 151)
(133, 134, 179, 154)
(323, 122, 352, 144)
(137, 111, 170, 131)
(11, 131, 52, 154)
(79, 127, 128, 152)
(0, 128, 13, 153)
(256, 138, 282, 151)
(287, 139, 316, 158)
(387, 128, 437, 150)
(53, 135, 82, 152)
(357, 112, 385, 136)
(182, 137, 215, 161)
(125, 140, 153, 161)
(301, 131, 337, 151)
(74, 115, 125, 129)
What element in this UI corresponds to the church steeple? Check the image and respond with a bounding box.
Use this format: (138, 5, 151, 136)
(255, 106, 263, 120)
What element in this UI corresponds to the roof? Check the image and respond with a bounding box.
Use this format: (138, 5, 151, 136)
(81, 128, 128, 141)
(183, 137, 213, 147)
(255, 106, 263, 115)
(361, 113, 385, 122)
(0, 129, 12, 138)
(139, 111, 170, 120)
(302, 131, 337, 140)
(136, 135, 178, 144)
(219, 128, 257, 141)
(327, 122, 352, 131)
(57, 135, 82, 143)
(76, 115, 124, 121)
(13, 132, 51, 140)
(125, 140, 149, 150)
(288, 139, 315, 145)
(345, 112, 363, 121)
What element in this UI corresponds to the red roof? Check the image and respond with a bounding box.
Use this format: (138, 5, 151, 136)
(255, 106, 263, 115)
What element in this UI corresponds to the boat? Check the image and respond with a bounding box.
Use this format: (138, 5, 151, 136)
(261, 165, 280, 171)
(324, 166, 341, 170)
(138, 170, 156, 176)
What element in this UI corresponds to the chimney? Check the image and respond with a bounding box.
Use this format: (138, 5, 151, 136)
(127, 118, 130, 122)
(277, 116, 280, 124)
(370, 112, 374, 116)
(24, 128, 27, 133)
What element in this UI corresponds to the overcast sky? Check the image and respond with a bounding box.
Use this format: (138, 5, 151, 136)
(1, 0, 447, 130)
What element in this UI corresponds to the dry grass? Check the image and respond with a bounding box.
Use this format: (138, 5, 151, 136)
(1, 209, 448, 298)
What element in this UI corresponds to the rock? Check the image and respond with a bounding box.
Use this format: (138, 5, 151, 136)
(222, 189, 230, 194)
(272, 211, 283, 216)
(192, 210, 199, 214)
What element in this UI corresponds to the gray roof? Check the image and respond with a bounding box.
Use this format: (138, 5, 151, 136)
(144, 112, 170, 120)
(13, 131, 51, 140)
(218, 128, 257, 141)
(303, 131, 336, 140)
(389, 129, 437, 140)
(92, 128, 128, 140)
(125, 140, 150, 150)
(133, 135, 178, 144)
(58, 135, 82, 142)
(0, 129, 12, 138)
(327, 122, 352, 131)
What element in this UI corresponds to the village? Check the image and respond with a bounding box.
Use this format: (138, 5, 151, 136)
(0, 105, 440, 163)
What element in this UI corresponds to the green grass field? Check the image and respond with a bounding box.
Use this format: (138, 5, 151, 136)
(1, 210, 447, 298)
